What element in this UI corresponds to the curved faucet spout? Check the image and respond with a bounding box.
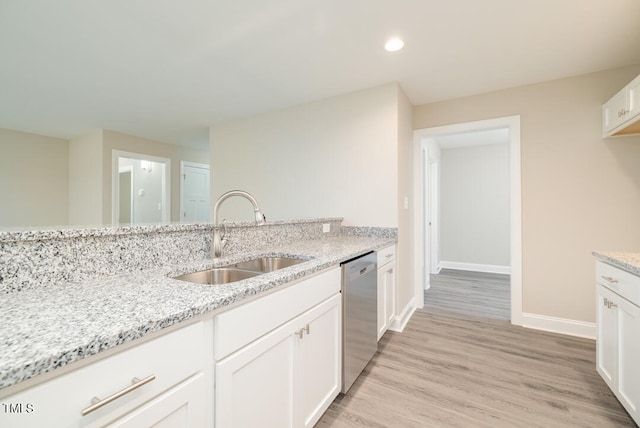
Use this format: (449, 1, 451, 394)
(212, 190, 265, 257)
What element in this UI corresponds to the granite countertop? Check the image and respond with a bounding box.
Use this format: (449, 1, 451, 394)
(0, 235, 395, 391)
(593, 251, 640, 276)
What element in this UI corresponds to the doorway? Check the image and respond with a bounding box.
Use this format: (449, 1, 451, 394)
(413, 116, 522, 326)
(112, 150, 171, 226)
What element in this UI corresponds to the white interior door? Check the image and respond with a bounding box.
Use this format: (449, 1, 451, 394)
(180, 162, 210, 223)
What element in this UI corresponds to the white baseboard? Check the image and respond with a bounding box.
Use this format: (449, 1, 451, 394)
(439, 261, 510, 275)
(522, 312, 596, 340)
(388, 297, 416, 333)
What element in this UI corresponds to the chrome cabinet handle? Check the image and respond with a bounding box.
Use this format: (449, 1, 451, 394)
(295, 324, 310, 339)
(385, 254, 393, 259)
(604, 297, 619, 309)
(601, 276, 619, 284)
(81, 374, 156, 416)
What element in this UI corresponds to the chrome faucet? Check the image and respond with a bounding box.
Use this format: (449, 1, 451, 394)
(212, 190, 265, 257)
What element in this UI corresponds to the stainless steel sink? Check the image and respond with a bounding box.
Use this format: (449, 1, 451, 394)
(173, 267, 260, 285)
(230, 256, 306, 273)
(172, 256, 307, 285)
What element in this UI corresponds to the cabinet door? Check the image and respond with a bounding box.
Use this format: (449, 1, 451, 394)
(295, 294, 342, 428)
(108, 373, 206, 428)
(377, 267, 388, 340)
(617, 296, 640, 421)
(384, 260, 396, 330)
(377, 260, 396, 341)
(603, 87, 629, 135)
(215, 321, 295, 428)
(596, 285, 617, 387)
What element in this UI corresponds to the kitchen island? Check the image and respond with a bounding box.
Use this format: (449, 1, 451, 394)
(0, 220, 396, 427)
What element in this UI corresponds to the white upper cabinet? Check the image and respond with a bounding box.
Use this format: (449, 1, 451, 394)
(603, 74, 640, 137)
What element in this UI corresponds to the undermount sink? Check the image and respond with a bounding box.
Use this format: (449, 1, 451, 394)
(173, 267, 260, 285)
(173, 256, 307, 285)
(229, 256, 306, 273)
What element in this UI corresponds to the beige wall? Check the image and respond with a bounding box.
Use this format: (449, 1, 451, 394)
(414, 64, 640, 323)
(0, 129, 69, 227)
(69, 129, 103, 225)
(396, 87, 414, 315)
(440, 143, 510, 267)
(102, 130, 209, 224)
(209, 83, 399, 227)
(210, 83, 415, 315)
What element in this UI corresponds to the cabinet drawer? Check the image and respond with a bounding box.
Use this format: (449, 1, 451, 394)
(377, 245, 396, 267)
(214, 267, 340, 360)
(596, 261, 640, 306)
(0, 321, 204, 428)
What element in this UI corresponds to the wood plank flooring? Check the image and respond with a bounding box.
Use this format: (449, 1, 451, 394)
(423, 268, 510, 320)
(316, 270, 636, 427)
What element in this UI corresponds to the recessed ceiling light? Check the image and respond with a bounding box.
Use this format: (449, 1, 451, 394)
(384, 38, 404, 52)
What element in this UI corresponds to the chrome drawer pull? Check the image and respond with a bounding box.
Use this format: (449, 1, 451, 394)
(385, 254, 393, 259)
(81, 374, 156, 416)
(601, 276, 619, 284)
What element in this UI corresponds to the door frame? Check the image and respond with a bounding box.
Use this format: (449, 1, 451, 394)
(118, 165, 134, 225)
(412, 115, 522, 326)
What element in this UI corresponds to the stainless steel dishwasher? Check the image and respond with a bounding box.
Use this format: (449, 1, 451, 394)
(341, 251, 378, 393)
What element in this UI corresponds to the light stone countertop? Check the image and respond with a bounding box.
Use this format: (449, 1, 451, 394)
(592, 251, 640, 276)
(0, 235, 395, 391)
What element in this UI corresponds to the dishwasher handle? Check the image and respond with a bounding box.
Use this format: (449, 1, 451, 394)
(347, 262, 376, 281)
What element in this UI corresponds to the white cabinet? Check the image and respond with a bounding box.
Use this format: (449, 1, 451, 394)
(377, 245, 396, 341)
(596, 262, 640, 424)
(108, 373, 206, 427)
(0, 321, 208, 428)
(603, 74, 640, 137)
(296, 294, 342, 428)
(214, 267, 342, 428)
(215, 322, 295, 428)
(0, 266, 344, 428)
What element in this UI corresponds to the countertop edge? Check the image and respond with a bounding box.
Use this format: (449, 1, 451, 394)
(592, 251, 640, 276)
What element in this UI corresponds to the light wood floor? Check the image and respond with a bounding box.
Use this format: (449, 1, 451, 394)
(316, 270, 636, 427)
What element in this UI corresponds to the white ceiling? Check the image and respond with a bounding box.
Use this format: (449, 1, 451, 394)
(1, 0, 639, 149)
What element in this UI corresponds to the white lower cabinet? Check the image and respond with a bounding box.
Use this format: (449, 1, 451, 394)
(295, 294, 342, 428)
(377, 245, 396, 341)
(0, 321, 208, 428)
(109, 373, 206, 427)
(596, 262, 640, 424)
(0, 267, 345, 428)
(215, 318, 296, 428)
(215, 293, 341, 428)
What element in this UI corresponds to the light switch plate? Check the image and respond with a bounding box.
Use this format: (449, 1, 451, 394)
(322, 223, 330, 233)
